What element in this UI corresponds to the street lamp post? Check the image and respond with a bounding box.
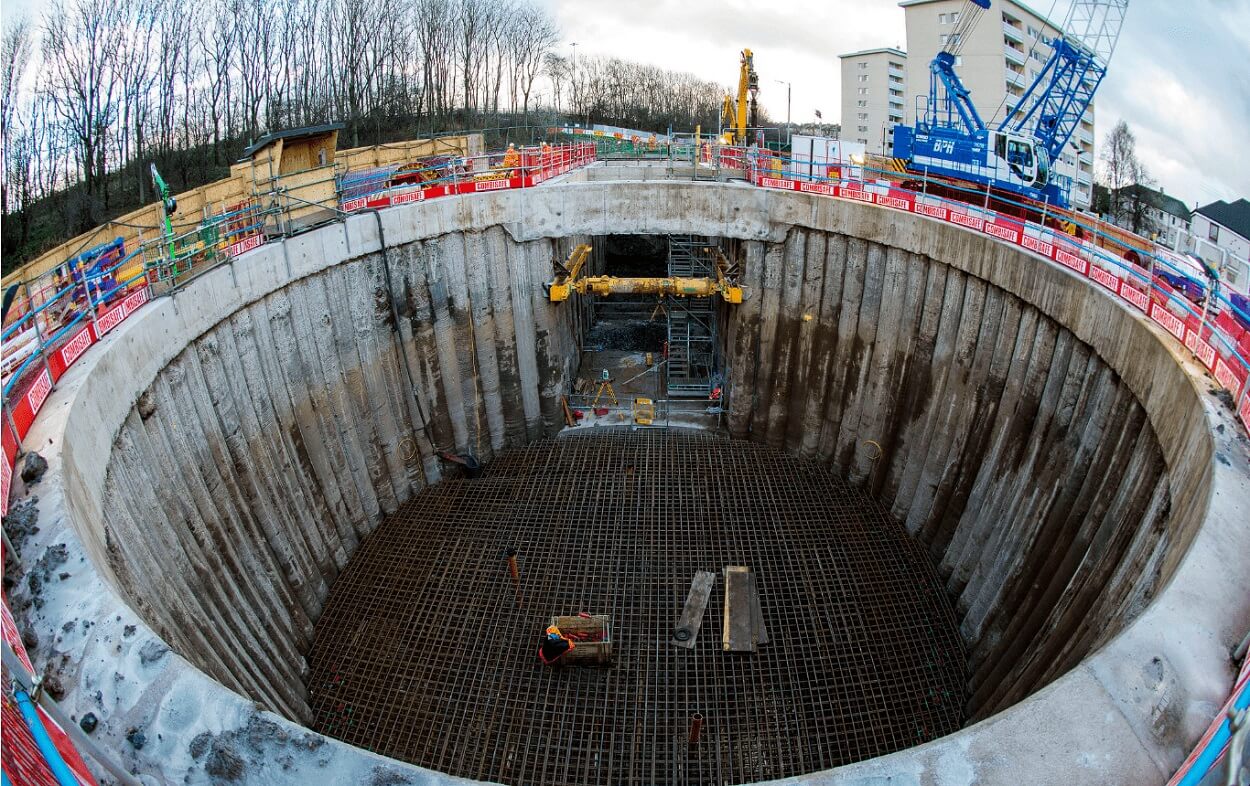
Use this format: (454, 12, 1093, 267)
(775, 79, 792, 147)
(570, 42, 578, 119)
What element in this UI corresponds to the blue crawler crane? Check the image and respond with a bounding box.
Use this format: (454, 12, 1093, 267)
(892, 0, 1128, 210)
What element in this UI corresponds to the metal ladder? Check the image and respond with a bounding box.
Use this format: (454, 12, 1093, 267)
(666, 235, 717, 397)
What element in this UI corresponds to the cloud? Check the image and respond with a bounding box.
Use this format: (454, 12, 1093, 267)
(544, 0, 1248, 208)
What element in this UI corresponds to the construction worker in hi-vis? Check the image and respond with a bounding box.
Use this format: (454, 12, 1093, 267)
(539, 625, 575, 665)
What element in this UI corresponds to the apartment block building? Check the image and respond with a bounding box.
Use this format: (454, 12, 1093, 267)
(899, 0, 1097, 209)
(838, 48, 908, 155)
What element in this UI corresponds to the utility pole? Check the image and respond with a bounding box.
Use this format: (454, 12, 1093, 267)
(775, 80, 791, 147)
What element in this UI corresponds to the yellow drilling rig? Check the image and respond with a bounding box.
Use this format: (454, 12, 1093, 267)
(721, 49, 759, 145)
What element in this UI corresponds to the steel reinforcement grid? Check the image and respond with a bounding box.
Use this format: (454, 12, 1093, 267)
(307, 431, 966, 786)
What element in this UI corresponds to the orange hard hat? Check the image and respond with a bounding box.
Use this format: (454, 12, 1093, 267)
(546, 625, 561, 637)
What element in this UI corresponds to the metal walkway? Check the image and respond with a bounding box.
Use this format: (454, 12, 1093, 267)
(307, 431, 967, 786)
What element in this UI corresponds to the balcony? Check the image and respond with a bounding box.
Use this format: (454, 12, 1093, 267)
(1079, 128, 1094, 145)
(1004, 45, 1026, 65)
(888, 67, 905, 80)
(1077, 172, 1092, 186)
(1002, 22, 1025, 43)
(1005, 69, 1027, 87)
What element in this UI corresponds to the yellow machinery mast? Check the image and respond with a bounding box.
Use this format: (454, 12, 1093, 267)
(733, 49, 759, 145)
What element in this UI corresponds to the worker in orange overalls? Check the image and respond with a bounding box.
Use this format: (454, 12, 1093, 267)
(502, 143, 521, 176)
(539, 625, 575, 666)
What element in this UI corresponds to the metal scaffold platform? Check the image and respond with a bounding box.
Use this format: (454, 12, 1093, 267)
(307, 431, 967, 786)
(666, 236, 718, 398)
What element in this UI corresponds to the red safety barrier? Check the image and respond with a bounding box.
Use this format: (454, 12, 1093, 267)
(747, 153, 1250, 437)
(2, 597, 99, 785)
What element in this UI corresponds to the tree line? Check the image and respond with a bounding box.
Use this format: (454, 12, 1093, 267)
(1, 0, 728, 269)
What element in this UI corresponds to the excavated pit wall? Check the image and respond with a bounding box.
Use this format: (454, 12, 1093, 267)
(15, 175, 1247, 785)
(97, 228, 590, 721)
(721, 228, 1171, 719)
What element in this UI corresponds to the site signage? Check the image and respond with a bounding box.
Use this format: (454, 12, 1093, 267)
(1088, 265, 1119, 292)
(94, 288, 149, 339)
(984, 222, 1019, 243)
(913, 203, 948, 220)
(1118, 281, 1149, 312)
(227, 234, 264, 257)
(1053, 248, 1088, 275)
(948, 212, 984, 231)
(1215, 357, 1244, 398)
(56, 325, 94, 370)
(1149, 303, 1187, 341)
(1184, 328, 1217, 369)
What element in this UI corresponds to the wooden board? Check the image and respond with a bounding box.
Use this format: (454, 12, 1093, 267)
(673, 571, 715, 648)
(747, 572, 768, 646)
(722, 566, 756, 653)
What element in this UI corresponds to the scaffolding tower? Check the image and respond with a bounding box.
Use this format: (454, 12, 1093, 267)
(666, 235, 718, 397)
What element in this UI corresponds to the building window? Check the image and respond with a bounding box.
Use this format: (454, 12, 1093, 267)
(951, 11, 959, 22)
(857, 112, 868, 120)
(940, 34, 947, 45)
(939, 12, 947, 23)
(857, 100, 867, 107)
(858, 74, 869, 82)
(858, 125, 868, 132)
(858, 61, 868, 70)
(857, 138, 868, 144)
(858, 88, 869, 95)
(1209, 222, 1220, 242)
(889, 61, 903, 70)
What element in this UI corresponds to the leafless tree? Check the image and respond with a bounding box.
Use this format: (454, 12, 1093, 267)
(1, 17, 34, 216)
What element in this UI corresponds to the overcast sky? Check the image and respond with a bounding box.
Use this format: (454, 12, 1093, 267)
(3, 0, 1245, 207)
(544, 0, 1250, 209)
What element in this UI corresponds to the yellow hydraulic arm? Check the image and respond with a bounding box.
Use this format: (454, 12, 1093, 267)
(732, 49, 759, 145)
(547, 244, 744, 304)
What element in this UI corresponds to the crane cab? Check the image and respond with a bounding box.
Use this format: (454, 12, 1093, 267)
(990, 132, 1050, 189)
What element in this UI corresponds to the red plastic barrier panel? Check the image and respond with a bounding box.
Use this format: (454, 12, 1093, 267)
(1215, 356, 1246, 399)
(2, 598, 99, 786)
(948, 210, 985, 232)
(1118, 280, 1150, 313)
(876, 190, 914, 212)
(1149, 302, 1187, 341)
(1184, 325, 1218, 370)
(836, 184, 875, 204)
(759, 176, 797, 191)
(984, 219, 1021, 245)
(91, 287, 148, 341)
(9, 368, 51, 442)
(912, 201, 949, 221)
(46, 324, 95, 382)
(1, 419, 15, 517)
(797, 180, 835, 196)
(1241, 392, 1250, 434)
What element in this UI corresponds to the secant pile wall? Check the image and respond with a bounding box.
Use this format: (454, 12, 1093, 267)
(96, 227, 588, 720)
(721, 227, 1170, 718)
(25, 179, 1243, 786)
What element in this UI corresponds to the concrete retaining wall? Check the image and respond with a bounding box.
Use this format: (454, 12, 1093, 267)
(722, 226, 1172, 719)
(7, 175, 1247, 785)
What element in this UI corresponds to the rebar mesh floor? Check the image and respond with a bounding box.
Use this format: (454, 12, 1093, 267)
(307, 431, 967, 785)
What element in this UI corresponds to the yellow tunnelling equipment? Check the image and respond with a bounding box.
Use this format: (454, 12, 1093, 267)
(548, 243, 744, 304)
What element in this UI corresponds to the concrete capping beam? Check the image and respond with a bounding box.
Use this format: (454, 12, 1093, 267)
(8, 179, 1247, 785)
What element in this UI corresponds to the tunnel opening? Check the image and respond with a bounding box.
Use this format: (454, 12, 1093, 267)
(82, 190, 1183, 784)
